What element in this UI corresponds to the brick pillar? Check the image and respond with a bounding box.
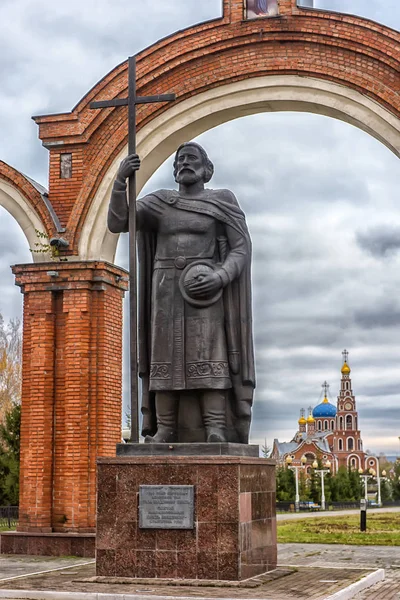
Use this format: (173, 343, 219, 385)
(17, 290, 56, 532)
(13, 261, 128, 533)
(279, 0, 296, 16)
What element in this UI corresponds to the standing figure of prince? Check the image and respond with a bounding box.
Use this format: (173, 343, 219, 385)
(108, 142, 255, 444)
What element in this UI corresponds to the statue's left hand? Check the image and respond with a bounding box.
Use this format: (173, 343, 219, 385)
(187, 272, 222, 299)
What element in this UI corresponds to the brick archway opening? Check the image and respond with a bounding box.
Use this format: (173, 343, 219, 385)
(0, 180, 47, 261)
(79, 75, 400, 263)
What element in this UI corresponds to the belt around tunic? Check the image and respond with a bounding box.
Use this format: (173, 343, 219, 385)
(153, 256, 215, 270)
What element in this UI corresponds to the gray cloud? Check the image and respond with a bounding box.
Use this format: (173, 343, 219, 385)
(354, 303, 400, 329)
(315, 0, 400, 30)
(357, 226, 400, 259)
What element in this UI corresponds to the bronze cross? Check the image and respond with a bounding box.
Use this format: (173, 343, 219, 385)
(90, 56, 176, 443)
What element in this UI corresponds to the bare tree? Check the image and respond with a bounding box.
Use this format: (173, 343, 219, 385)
(0, 314, 22, 421)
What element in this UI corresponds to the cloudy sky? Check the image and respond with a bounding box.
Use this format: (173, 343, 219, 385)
(0, 0, 399, 454)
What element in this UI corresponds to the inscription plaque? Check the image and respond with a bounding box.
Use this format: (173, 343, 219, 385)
(139, 485, 194, 529)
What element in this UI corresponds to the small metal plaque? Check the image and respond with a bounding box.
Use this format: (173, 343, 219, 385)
(139, 485, 194, 529)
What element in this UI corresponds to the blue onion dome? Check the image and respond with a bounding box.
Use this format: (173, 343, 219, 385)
(312, 396, 337, 418)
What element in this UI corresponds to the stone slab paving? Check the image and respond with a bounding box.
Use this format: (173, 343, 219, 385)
(0, 555, 93, 581)
(0, 545, 384, 600)
(353, 573, 400, 600)
(0, 543, 395, 599)
(0, 563, 375, 599)
(278, 543, 400, 569)
(280, 543, 400, 599)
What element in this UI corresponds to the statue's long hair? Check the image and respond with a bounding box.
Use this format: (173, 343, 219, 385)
(173, 142, 214, 183)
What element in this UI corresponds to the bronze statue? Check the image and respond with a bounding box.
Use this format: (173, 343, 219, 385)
(108, 142, 255, 444)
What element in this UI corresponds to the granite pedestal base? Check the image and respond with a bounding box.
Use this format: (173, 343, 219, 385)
(96, 453, 277, 580)
(0, 531, 95, 557)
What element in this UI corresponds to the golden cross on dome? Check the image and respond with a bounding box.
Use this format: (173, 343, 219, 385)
(342, 349, 349, 363)
(322, 381, 330, 397)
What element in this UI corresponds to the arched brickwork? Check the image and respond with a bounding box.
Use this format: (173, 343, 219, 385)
(79, 75, 400, 262)
(0, 162, 51, 259)
(4, 0, 399, 545)
(30, 0, 399, 262)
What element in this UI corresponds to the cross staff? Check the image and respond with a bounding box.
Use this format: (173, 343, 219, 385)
(90, 56, 176, 443)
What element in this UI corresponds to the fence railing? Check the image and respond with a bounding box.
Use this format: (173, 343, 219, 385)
(0, 506, 18, 529)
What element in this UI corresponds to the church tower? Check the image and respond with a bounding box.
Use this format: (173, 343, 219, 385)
(333, 350, 364, 469)
(298, 408, 307, 434)
(306, 406, 316, 436)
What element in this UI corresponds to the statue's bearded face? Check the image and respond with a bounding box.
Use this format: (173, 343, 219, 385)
(175, 146, 206, 185)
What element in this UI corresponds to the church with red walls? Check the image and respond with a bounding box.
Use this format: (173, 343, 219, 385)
(271, 351, 379, 476)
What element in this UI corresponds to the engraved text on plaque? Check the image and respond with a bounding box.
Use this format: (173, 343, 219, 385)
(139, 485, 194, 529)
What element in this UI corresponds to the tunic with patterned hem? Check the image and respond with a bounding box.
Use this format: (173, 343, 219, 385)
(135, 190, 248, 392)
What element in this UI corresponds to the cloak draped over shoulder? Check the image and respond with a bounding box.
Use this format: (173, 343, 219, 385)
(137, 189, 255, 441)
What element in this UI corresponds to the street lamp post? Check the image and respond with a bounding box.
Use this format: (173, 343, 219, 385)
(358, 469, 369, 503)
(367, 467, 381, 506)
(286, 455, 307, 512)
(358, 468, 372, 532)
(373, 469, 382, 507)
(380, 470, 387, 507)
(313, 460, 331, 510)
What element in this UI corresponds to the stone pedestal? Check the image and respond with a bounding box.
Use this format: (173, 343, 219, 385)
(96, 452, 276, 580)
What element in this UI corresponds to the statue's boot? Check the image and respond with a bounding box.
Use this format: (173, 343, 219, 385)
(201, 390, 227, 443)
(206, 427, 226, 443)
(145, 426, 176, 444)
(145, 392, 178, 444)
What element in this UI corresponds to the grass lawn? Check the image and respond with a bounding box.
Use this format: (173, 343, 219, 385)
(278, 512, 400, 545)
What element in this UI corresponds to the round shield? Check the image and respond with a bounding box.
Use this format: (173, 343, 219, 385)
(179, 261, 223, 307)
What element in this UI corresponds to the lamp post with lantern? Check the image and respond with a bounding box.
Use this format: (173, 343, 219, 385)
(286, 455, 307, 512)
(312, 460, 331, 510)
(358, 468, 370, 503)
(376, 468, 382, 507)
(367, 467, 380, 506)
(358, 467, 378, 531)
(365, 467, 382, 507)
(381, 470, 387, 504)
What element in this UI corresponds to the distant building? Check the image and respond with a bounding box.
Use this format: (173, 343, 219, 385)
(271, 351, 379, 475)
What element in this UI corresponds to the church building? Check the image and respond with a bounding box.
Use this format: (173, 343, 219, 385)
(271, 351, 379, 476)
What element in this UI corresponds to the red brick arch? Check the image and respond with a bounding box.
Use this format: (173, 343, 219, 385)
(32, 0, 400, 260)
(0, 161, 54, 256)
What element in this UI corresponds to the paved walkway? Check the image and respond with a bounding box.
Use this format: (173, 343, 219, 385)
(0, 543, 396, 599)
(277, 506, 400, 520)
(0, 563, 378, 599)
(279, 542, 400, 568)
(280, 543, 400, 600)
(0, 556, 93, 582)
